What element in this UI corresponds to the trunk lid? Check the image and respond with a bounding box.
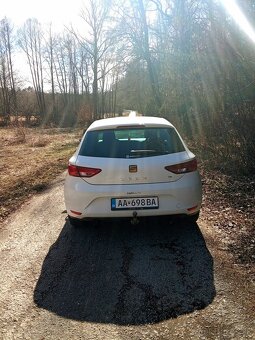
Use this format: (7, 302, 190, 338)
(75, 151, 191, 185)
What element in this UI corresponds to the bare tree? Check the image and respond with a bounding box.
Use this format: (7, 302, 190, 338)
(18, 18, 46, 119)
(114, 0, 162, 112)
(0, 17, 17, 122)
(44, 24, 57, 123)
(76, 0, 114, 119)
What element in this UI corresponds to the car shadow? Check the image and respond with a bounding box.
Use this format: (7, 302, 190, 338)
(34, 218, 215, 325)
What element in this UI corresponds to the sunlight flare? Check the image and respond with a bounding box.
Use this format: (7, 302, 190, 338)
(220, 0, 255, 43)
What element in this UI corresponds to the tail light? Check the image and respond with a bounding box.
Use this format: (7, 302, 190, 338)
(165, 159, 197, 174)
(68, 164, 102, 177)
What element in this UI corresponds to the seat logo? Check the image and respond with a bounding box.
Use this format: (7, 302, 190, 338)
(129, 165, 137, 173)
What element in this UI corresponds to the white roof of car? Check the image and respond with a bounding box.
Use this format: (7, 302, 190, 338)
(88, 116, 174, 131)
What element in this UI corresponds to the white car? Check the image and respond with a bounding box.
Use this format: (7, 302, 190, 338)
(64, 114, 202, 226)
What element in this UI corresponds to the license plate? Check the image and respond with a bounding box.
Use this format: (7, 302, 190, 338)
(111, 197, 159, 210)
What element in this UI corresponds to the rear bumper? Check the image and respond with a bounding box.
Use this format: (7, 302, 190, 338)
(64, 172, 202, 219)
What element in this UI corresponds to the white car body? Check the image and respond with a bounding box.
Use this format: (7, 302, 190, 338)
(64, 115, 202, 223)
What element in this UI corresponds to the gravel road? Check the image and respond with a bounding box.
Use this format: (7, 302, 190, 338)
(0, 174, 254, 339)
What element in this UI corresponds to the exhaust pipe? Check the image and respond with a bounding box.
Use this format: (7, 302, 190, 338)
(131, 211, 139, 225)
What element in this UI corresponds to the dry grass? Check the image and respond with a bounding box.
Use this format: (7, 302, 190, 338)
(0, 127, 82, 222)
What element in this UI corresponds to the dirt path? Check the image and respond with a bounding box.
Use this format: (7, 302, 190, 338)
(0, 174, 254, 340)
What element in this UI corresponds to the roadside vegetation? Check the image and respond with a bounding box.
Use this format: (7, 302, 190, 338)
(199, 166, 254, 271)
(0, 127, 81, 222)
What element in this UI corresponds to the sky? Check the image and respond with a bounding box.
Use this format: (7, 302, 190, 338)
(3, 0, 255, 40)
(1, 0, 85, 31)
(1, 0, 86, 87)
(2, 0, 255, 88)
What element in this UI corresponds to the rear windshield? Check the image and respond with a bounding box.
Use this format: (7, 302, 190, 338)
(79, 127, 185, 158)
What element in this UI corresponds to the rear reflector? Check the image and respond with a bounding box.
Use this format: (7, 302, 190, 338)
(165, 159, 197, 174)
(187, 205, 198, 212)
(68, 164, 102, 177)
(70, 210, 82, 215)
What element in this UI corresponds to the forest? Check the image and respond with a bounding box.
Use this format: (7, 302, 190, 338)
(0, 0, 255, 174)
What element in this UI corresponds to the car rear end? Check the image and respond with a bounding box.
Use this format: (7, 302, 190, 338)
(64, 116, 202, 222)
